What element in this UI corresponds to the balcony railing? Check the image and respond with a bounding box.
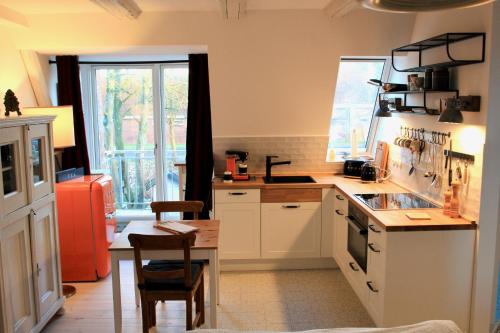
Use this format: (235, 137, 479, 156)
(100, 149, 184, 211)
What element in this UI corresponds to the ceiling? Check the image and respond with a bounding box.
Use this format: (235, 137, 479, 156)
(0, 0, 333, 15)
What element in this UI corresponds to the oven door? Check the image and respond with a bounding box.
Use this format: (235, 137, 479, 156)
(346, 215, 368, 273)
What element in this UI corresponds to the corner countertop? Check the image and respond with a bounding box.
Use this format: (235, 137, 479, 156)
(213, 174, 476, 232)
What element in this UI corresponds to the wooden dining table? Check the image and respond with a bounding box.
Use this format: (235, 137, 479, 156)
(108, 219, 220, 332)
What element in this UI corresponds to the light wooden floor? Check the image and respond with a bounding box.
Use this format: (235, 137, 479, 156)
(42, 262, 374, 332)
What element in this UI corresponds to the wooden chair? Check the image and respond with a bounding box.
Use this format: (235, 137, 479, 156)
(150, 200, 204, 220)
(128, 233, 205, 332)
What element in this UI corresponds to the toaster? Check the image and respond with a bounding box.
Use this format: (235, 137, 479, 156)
(343, 159, 368, 178)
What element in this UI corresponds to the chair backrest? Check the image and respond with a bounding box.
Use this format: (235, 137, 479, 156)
(150, 201, 204, 220)
(128, 233, 197, 288)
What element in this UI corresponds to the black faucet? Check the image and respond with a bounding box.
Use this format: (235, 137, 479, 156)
(265, 155, 291, 182)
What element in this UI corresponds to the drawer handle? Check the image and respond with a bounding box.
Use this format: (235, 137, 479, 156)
(368, 224, 381, 233)
(368, 243, 380, 253)
(282, 205, 300, 209)
(30, 209, 37, 216)
(228, 192, 247, 196)
(366, 281, 379, 293)
(335, 209, 344, 216)
(335, 194, 345, 201)
(348, 262, 359, 272)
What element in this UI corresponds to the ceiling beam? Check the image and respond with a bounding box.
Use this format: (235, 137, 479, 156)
(218, 0, 247, 19)
(0, 4, 28, 28)
(324, 0, 360, 19)
(89, 0, 142, 19)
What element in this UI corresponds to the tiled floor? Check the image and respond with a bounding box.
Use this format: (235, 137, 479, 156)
(42, 262, 374, 332)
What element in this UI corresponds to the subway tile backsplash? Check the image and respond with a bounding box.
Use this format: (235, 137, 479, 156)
(213, 136, 342, 175)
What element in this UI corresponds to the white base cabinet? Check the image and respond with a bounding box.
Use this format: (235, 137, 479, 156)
(261, 202, 321, 259)
(214, 189, 261, 259)
(0, 116, 63, 333)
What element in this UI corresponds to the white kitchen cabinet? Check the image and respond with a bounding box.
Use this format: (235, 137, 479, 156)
(214, 189, 261, 259)
(30, 200, 61, 321)
(0, 116, 63, 333)
(320, 188, 335, 257)
(332, 190, 348, 263)
(215, 202, 261, 259)
(261, 202, 321, 258)
(0, 215, 37, 333)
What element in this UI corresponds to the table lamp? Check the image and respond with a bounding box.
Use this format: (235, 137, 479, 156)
(23, 106, 75, 148)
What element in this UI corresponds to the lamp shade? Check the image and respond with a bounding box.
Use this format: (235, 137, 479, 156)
(23, 106, 75, 148)
(438, 98, 464, 124)
(375, 100, 392, 117)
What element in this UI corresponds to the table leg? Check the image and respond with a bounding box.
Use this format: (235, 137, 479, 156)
(215, 250, 220, 305)
(133, 264, 140, 308)
(111, 253, 122, 333)
(208, 250, 218, 328)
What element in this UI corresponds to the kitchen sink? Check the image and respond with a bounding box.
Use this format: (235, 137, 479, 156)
(263, 175, 316, 184)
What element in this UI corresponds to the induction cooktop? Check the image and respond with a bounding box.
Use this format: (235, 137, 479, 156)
(354, 193, 440, 210)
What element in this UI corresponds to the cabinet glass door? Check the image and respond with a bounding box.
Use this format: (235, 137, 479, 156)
(27, 124, 52, 202)
(2, 143, 17, 194)
(0, 127, 28, 216)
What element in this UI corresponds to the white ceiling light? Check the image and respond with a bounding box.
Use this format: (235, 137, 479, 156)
(89, 0, 142, 19)
(357, 0, 495, 12)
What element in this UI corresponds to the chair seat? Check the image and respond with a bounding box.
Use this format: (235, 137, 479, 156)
(140, 262, 203, 291)
(148, 259, 205, 266)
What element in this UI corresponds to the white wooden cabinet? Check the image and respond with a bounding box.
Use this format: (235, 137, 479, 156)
(214, 189, 261, 259)
(30, 200, 60, 321)
(0, 214, 37, 333)
(320, 188, 335, 257)
(261, 202, 321, 258)
(0, 116, 63, 333)
(332, 189, 348, 263)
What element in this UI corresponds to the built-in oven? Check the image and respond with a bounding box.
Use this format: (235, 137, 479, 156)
(346, 202, 368, 273)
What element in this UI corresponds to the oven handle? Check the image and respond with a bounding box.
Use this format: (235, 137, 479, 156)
(345, 215, 368, 235)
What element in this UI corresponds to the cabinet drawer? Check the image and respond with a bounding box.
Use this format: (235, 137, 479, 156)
(366, 275, 384, 325)
(261, 188, 321, 203)
(368, 220, 386, 249)
(214, 189, 260, 204)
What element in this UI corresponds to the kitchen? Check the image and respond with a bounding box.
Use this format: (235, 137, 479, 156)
(0, 1, 499, 333)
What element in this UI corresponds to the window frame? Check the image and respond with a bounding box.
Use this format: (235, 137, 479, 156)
(328, 56, 391, 160)
(80, 63, 189, 203)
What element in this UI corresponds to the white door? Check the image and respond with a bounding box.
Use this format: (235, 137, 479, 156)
(30, 201, 60, 320)
(0, 126, 28, 217)
(215, 203, 261, 259)
(26, 124, 53, 202)
(261, 202, 321, 258)
(0, 216, 36, 333)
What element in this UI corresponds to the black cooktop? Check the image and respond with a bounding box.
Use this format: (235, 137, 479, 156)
(354, 193, 440, 210)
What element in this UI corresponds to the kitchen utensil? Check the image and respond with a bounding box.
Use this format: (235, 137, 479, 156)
(456, 161, 462, 180)
(463, 162, 469, 184)
(448, 140, 453, 186)
(409, 152, 416, 175)
(361, 162, 377, 182)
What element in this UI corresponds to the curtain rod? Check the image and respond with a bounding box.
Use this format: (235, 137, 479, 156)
(48, 60, 189, 65)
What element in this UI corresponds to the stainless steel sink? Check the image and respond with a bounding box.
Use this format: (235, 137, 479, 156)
(263, 175, 316, 184)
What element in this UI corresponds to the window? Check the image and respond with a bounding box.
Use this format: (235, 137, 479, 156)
(81, 63, 188, 219)
(327, 58, 388, 161)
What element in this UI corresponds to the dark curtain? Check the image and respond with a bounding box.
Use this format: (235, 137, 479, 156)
(56, 56, 91, 175)
(184, 54, 214, 219)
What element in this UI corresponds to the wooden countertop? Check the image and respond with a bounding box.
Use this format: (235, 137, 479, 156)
(213, 174, 476, 232)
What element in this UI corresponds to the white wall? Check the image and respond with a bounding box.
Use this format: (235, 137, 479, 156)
(374, 4, 493, 220)
(472, 2, 500, 332)
(4, 10, 415, 137)
(0, 27, 37, 111)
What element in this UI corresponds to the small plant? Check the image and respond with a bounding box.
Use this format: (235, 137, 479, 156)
(4, 89, 21, 116)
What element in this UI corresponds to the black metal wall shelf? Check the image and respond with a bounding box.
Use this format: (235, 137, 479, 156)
(391, 32, 486, 72)
(379, 89, 459, 114)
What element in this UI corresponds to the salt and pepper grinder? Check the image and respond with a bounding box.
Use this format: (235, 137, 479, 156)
(449, 180, 461, 218)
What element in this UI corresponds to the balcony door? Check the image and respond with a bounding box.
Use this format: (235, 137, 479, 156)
(82, 64, 188, 220)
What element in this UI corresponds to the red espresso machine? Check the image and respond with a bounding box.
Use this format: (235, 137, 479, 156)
(225, 150, 250, 181)
(56, 175, 116, 282)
